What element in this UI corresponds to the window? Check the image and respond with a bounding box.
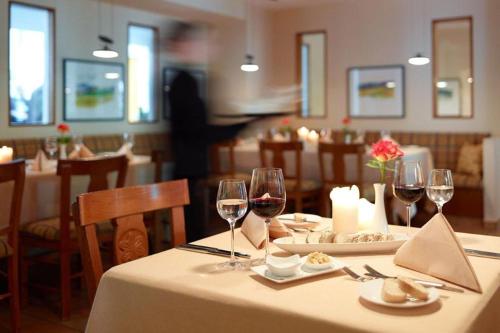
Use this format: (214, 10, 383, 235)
(128, 24, 157, 123)
(9, 2, 54, 125)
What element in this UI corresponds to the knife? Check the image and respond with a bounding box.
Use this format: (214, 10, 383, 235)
(364, 273, 465, 293)
(464, 248, 500, 259)
(177, 244, 251, 259)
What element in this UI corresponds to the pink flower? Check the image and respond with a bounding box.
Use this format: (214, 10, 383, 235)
(342, 117, 351, 126)
(370, 139, 403, 162)
(57, 123, 70, 134)
(281, 118, 290, 126)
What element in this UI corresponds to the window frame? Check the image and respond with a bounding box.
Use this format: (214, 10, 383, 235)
(8, 0, 56, 127)
(126, 22, 160, 124)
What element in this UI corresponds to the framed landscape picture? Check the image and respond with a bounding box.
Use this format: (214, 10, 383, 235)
(63, 59, 125, 121)
(347, 65, 405, 118)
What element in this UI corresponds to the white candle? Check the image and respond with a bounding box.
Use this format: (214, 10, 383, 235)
(297, 126, 309, 141)
(0, 146, 13, 164)
(330, 185, 359, 233)
(357, 198, 375, 231)
(307, 130, 319, 143)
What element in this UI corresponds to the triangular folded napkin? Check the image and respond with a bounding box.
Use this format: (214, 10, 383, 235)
(241, 212, 291, 249)
(117, 144, 134, 160)
(31, 150, 49, 171)
(68, 145, 95, 159)
(394, 213, 482, 292)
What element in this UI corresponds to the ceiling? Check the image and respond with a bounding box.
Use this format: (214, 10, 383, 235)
(256, 0, 339, 10)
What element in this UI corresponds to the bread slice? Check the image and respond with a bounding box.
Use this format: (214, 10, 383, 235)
(397, 276, 429, 300)
(382, 278, 407, 303)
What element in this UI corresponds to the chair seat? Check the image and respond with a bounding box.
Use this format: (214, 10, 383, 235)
(285, 179, 322, 192)
(0, 237, 13, 258)
(206, 173, 252, 187)
(453, 173, 482, 189)
(21, 218, 113, 241)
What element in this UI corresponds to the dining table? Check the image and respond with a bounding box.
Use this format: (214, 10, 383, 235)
(0, 154, 167, 229)
(86, 223, 500, 333)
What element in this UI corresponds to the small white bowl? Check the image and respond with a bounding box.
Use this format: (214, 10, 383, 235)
(302, 256, 334, 271)
(266, 254, 301, 277)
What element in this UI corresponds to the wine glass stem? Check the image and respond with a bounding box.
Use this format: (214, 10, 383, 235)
(437, 204, 443, 214)
(264, 219, 271, 261)
(406, 205, 411, 230)
(229, 221, 236, 264)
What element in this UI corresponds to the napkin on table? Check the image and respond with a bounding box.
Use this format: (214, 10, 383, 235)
(117, 144, 134, 160)
(394, 213, 482, 292)
(68, 145, 95, 159)
(31, 150, 49, 171)
(241, 211, 291, 249)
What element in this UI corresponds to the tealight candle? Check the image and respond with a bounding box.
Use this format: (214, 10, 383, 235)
(297, 126, 309, 141)
(330, 185, 359, 233)
(0, 146, 13, 164)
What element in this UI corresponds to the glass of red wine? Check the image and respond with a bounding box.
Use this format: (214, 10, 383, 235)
(249, 168, 286, 264)
(392, 160, 425, 230)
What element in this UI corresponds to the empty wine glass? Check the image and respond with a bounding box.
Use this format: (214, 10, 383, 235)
(393, 160, 425, 230)
(123, 133, 135, 148)
(249, 168, 286, 264)
(426, 169, 454, 214)
(44, 136, 58, 160)
(73, 135, 83, 152)
(216, 179, 248, 270)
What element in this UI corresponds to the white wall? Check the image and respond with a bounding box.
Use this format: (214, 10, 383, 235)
(260, 0, 500, 135)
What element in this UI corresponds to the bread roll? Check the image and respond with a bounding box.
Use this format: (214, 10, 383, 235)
(382, 278, 407, 303)
(397, 276, 429, 300)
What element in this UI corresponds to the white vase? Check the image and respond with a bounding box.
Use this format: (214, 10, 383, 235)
(372, 183, 389, 234)
(59, 144, 67, 159)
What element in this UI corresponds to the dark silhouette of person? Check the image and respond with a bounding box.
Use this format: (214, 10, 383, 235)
(167, 22, 247, 242)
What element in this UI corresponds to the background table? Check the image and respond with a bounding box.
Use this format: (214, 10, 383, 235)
(87, 224, 499, 333)
(0, 155, 156, 229)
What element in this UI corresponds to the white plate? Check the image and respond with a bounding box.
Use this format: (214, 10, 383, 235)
(251, 256, 346, 284)
(277, 213, 322, 229)
(359, 279, 440, 308)
(273, 233, 409, 255)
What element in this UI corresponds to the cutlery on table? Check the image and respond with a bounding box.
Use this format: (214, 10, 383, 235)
(177, 244, 251, 259)
(342, 267, 374, 282)
(363, 264, 464, 293)
(464, 248, 500, 259)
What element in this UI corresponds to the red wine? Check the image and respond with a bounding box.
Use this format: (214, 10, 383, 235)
(249, 197, 286, 219)
(393, 185, 425, 205)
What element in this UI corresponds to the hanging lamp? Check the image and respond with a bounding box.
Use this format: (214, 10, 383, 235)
(93, 0, 118, 59)
(241, 0, 259, 72)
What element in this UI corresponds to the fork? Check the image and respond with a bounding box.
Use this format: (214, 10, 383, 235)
(342, 267, 374, 282)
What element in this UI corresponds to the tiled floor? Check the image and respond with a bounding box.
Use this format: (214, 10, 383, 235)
(0, 214, 498, 333)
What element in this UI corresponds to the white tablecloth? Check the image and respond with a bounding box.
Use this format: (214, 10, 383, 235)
(0, 155, 156, 228)
(86, 224, 500, 333)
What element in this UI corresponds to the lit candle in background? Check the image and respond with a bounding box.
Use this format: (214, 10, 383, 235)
(297, 126, 309, 141)
(357, 198, 375, 231)
(307, 130, 319, 143)
(330, 185, 359, 233)
(0, 146, 13, 163)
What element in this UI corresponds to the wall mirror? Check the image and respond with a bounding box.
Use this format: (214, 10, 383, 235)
(296, 31, 326, 118)
(432, 17, 473, 118)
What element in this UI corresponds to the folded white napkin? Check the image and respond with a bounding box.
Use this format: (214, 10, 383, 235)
(68, 144, 95, 159)
(31, 150, 49, 171)
(117, 143, 134, 160)
(272, 133, 287, 142)
(241, 212, 291, 249)
(394, 213, 482, 292)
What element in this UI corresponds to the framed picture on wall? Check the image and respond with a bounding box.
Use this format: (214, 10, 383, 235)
(162, 67, 207, 119)
(436, 78, 461, 116)
(63, 59, 125, 121)
(347, 65, 405, 118)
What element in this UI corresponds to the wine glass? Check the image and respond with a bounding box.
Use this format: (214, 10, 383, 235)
(123, 133, 135, 149)
(73, 135, 83, 153)
(249, 168, 286, 264)
(44, 136, 58, 160)
(216, 179, 248, 270)
(392, 160, 425, 230)
(426, 169, 454, 214)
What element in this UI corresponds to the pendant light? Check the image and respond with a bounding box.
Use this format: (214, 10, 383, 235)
(241, 0, 259, 72)
(408, 0, 429, 66)
(93, 0, 119, 59)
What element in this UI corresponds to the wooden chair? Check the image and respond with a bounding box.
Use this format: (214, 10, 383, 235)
(151, 149, 173, 183)
(73, 179, 189, 303)
(259, 140, 321, 213)
(318, 142, 371, 215)
(206, 139, 251, 186)
(0, 160, 25, 333)
(20, 155, 128, 319)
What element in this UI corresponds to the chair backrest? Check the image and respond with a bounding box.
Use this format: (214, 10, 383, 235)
(73, 179, 190, 302)
(0, 160, 25, 252)
(318, 142, 365, 191)
(259, 140, 303, 183)
(151, 149, 173, 183)
(209, 139, 237, 176)
(56, 155, 128, 246)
